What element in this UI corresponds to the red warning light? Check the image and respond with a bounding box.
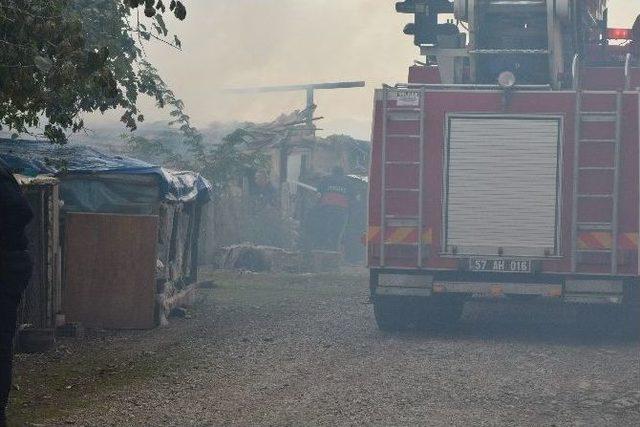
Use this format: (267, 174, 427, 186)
(607, 28, 633, 40)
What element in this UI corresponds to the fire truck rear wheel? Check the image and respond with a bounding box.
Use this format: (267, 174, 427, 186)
(419, 296, 465, 330)
(373, 296, 464, 332)
(574, 282, 640, 340)
(373, 296, 419, 331)
(622, 281, 640, 339)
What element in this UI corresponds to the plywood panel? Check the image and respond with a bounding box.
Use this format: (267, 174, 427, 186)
(63, 213, 158, 329)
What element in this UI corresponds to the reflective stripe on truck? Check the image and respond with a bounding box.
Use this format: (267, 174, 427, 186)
(367, 226, 433, 245)
(578, 232, 639, 250)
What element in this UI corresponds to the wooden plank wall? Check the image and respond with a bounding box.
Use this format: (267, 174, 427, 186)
(18, 183, 61, 328)
(63, 213, 158, 329)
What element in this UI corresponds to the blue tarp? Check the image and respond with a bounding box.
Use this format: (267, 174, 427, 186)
(0, 139, 211, 204)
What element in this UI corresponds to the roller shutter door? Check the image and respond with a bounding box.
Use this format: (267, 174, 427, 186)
(445, 116, 561, 257)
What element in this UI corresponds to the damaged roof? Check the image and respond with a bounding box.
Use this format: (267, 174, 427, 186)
(224, 106, 318, 151)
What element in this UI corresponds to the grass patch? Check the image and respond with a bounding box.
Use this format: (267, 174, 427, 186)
(8, 340, 188, 425)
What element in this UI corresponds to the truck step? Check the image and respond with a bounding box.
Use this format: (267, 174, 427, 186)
(385, 161, 421, 165)
(578, 166, 615, 171)
(580, 139, 616, 144)
(577, 194, 613, 198)
(580, 111, 617, 123)
(386, 134, 421, 138)
(386, 107, 421, 112)
(577, 249, 614, 254)
(385, 217, 420, 227)
(577, 222, 613, 231)
(385, 188, 420, 192)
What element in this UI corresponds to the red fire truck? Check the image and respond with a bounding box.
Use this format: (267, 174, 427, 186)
(368, 0, 640, 334)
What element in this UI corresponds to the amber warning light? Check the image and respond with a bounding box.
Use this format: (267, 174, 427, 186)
(607, 28, 633, 40)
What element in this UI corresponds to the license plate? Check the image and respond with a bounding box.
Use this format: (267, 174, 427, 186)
(469, 258, 532, 273)
(396, 91, 420, 107)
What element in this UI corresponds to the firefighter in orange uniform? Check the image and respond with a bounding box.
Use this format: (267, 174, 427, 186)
(308, 166, 354, 251)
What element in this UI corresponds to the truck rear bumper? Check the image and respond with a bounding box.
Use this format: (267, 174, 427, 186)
(371, 270, 630, 304)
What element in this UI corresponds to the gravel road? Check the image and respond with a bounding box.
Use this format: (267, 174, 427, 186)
(9, 270, 640, 426)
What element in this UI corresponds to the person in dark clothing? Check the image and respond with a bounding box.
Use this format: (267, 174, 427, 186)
(633, 15, 640, 59)
(308, 166, 354, 251)
(250, 170, 278, 208)
(0, 159, 33, 427)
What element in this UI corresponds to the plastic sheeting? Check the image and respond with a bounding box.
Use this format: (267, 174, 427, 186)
(0, 139, 212, 205)
(60, 174, 161, 214)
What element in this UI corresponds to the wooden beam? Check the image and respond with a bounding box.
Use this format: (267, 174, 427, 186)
(221, 81, 365, 94)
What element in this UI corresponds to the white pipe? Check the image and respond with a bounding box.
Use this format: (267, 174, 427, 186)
(288, 180, 318, 193)
(625, 53, 632, 91)
(572, 53, 580, 90)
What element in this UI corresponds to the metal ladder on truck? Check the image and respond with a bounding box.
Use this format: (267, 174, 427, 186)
(571, 90, 623, 274)
(380, 86, 426, 268)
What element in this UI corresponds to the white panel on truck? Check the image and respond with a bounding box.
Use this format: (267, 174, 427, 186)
(445, 116, 561, 257)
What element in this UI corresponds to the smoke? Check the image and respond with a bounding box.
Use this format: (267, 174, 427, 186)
(86, 1, 416, 140)
(86, 1, 638, 140)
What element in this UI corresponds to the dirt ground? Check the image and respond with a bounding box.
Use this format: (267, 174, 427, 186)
(8, 269, 640, 426)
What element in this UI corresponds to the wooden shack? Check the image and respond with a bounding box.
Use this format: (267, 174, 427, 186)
(1, 140, 211, 329)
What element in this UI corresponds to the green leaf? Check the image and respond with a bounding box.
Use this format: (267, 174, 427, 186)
(0, 0, 190, 144)
(155, 14, 168, 36)
(174, 1, 186, 20)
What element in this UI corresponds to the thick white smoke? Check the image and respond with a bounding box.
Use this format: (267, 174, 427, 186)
(87, 1, 638, 140)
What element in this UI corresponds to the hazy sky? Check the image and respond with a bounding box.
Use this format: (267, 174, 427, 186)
(88, 1, 639, 140)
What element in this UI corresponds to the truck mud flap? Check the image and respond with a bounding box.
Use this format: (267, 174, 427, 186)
(564, 279, 624, 304)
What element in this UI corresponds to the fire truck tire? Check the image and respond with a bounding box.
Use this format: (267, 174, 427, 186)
(373, 296, 464, 332)
(622, 281, 640, 339)
(419, 297, 465, 330)
(373, 296, 417, 331)
(574, 283, 640, 340)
